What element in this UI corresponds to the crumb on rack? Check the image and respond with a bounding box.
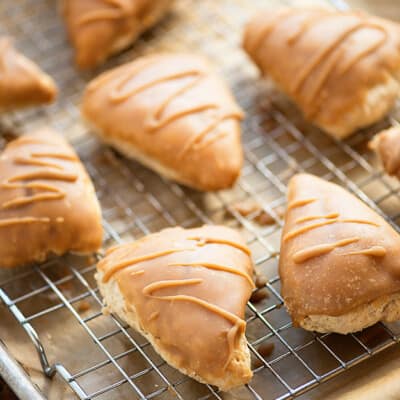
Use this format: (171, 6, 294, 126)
(78, 300, 91, 313)
(255, 273, 268, 288)
(232, 200, 286, 225)
(253, 342, 275, 368)
(250, 288, 270, 303)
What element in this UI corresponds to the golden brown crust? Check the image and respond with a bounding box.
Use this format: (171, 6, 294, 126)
(369, 127, 400, 177)
(0, 129, 103, 268)
(243, 8, 400, 138)
(62, 0, 172, 69)
(82, 53, 244, 191)
(279, 174, 400, 332)
(96, 225, 253, 390)
(0, 37, 57, 111)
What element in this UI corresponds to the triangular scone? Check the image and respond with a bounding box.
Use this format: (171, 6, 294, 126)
(0, 129, 103, 268)
(369, 127, 400, 178)
(243, 8, 400, 139)
(279, 174, 400, 334)
(62, 0, 172, 69)
(0, 38, 57, 112)
(96, 226, 253, 390)
(82, 53, 244, 191)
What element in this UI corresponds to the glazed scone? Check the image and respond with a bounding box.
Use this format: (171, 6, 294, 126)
(369, 126, 400, 178)
(0, 129, 103, 268)
(0, 37, 57, 112)
(62, 0, 173, 69)
(82, 53, 244, 191)
(96, 226, 254, 390)
(279, 174, 400, 334)
(243, 8, 400, 139)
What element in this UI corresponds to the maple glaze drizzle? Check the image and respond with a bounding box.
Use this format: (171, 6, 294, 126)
(250, 10, 389, 104)
(0, 182, 60, 192)
(292, 21, 362, 93)
(7, 138, 49, 147)
(14, 156, 63, 170)
(148, 311, 160, 321)
(130, 269, 145, 277)
(248, 8, 298, 59)
(338, 26, 387, 75)
(143, 277, 246, 368)
(77, 0, 130, 25)
(103, 235, 251, 282)
(305, 25, 387, 114)
(1, 192, 65, 210)
(295, 213, 339, 224)
(293, 237, 359, 263)
(105, 245, 121, 256)
(0, 138, 79, 221)
(224, 320, 244, 369)
(291, 21, 388, 95)
(287, 198, 316, 210)
(0, 216, 50, 227)
(286, 11, 331, 45)
(284, 218, 379, 241)
(90, 59, 243, 156)
(8, 170, 77, 183)
(101, 248, 194, 282)
(344, 246, 387, 257)
(31, 152, 78, 161)
(189, 236, 251, 256)
(168, 262, 255, 288)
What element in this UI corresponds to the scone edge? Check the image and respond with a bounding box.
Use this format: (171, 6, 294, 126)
(95, 270, 253, 391)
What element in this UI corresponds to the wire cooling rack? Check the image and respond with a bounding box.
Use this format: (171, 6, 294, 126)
(2, 0, 400, 399)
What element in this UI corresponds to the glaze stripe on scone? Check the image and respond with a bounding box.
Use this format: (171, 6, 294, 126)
(96, 226, 253, 390)
(0, 130, 103, 268)
(0, 37, 57, 112)
(82, 53, 244, 191)
(279, 174, 400, 334)
(243, 8, 400, 139)
(62, 0, 173, 69)
(369, 126, 400, 178)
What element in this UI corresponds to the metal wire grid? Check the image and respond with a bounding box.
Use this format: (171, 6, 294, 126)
(1, 0, 400, 399)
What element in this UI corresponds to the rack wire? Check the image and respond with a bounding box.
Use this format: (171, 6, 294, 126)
(1, 0, 400, 399)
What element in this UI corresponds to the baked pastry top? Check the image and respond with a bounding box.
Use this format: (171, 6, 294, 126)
(0, 37, 57, 112)
(96, 225, 254, 390)
(0, 129, 103, 268)
(280, 174, 400, 333)
(243, 8, 400, 139)
(369, 126, 400, 178)
(82, 53, 244, 191)
(62, 0, 172, 69)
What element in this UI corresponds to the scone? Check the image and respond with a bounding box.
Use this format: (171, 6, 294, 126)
(96, 225, 254, 390)
(82, 53, 244, 191)
(280, 173, 400, 334)
(62, 0, 173, 69)
(243, 8, 400, 139)
(369, 126, 400, 178)
(0, 129, 103, 268)
(0, 37, 57, 112)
